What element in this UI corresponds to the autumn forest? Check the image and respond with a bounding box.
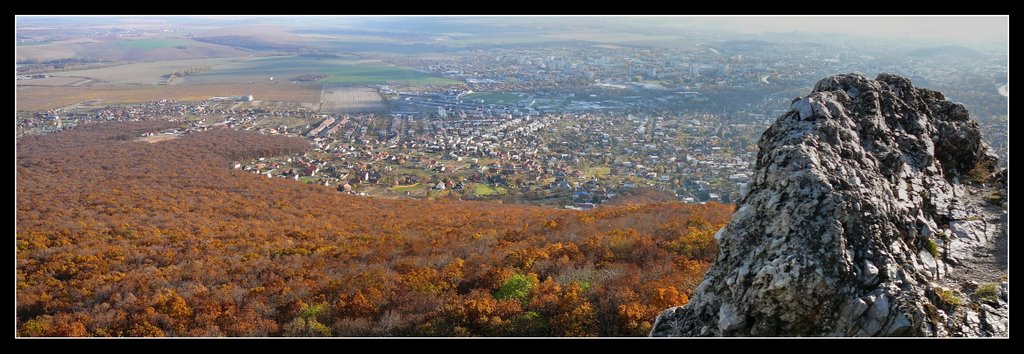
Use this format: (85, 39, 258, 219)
(16, 122, 733, 337)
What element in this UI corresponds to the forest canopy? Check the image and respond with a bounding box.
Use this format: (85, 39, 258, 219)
(16, 122, 732, 337)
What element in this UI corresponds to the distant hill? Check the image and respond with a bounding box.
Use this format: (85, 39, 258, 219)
(909, 45, 984, 59)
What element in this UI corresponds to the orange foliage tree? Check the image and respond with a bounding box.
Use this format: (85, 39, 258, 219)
(16, 122, 733, 337)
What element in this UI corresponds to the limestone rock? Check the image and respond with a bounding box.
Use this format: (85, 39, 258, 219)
(651, 73, 1007, 337)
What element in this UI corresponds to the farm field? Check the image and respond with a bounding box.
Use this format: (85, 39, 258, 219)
(14, 76, 95, 86)
(449, 35, 568, 45)
(116, 38, 197, 49)
(15, 38, 249, 62)
(249, 115, 312, 129)
(184, 56, 459, 86)
(16, 83, 322, 111)
(14, 42, 79, 62)
(320, 86, 386, 113)
(543, 32, 685, 43)
(46, 58, 238, 85)
(16, 41, 50, 46)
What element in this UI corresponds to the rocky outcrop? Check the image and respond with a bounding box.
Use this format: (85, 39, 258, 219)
(651, 73, 1007, 337)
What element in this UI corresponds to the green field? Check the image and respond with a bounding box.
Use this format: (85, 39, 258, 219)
(461, 92, 523, 105)
(390, 183, 423, 193)
(116, 38, 197, 49)
(186, 56, 460, 86)
(448, 33, 683, 46)
(393, 167, 437, 177)
(473, 183, 508, 196)
(193, 115, 224, 125)
(583, 166, 611, 179)
(450, 36, 567, 45)
(544, 32, 685, 43)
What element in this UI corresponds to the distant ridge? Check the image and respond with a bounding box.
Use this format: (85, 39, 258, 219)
(909, 45, 984, 59)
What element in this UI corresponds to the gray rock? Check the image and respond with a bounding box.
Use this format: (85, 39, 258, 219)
(841, 298, 870, 320)
(883, 313, 913, 336)
(918, 250, 938, 279)
(861, 294, 891, 335)
(651, 73, 1007, 337)
(718, 303, 746, 333)
(950, 220, 986, 242)
(861, 259, 880, 286)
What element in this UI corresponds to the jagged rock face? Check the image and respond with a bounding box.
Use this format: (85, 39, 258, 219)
(651, 73, 1007, 337)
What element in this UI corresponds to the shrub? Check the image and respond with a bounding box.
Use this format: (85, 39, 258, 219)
(923, 238, 940, 258)
(671, 226, 718, 261)
(936, 288, 963, 306)
(975, 283, 1000, 303)
(283, 302, 331, 337)
(987, 192, 1003, 205)
(495, 273, 535, 304)
(18, 317, 49, 337)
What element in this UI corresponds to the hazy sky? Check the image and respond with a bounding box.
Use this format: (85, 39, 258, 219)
(596, 16, 1005, 47)
(17, 15, 1009, 47)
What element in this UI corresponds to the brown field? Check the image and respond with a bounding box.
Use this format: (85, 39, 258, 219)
(46, 58, 238, 85)
(15, 76, 94, 86)
(247, 100, 310, 111)
(49, 38, 103, 45)
(16, 83, 322, 111)
(320, 86, 386, 113)
(195, 24, 308, 44)
(16, 39, 248, 63)
(15, 44, 78, 62)
(135, 135, 180, 143)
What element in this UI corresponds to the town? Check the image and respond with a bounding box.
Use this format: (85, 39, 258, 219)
(17, 97, 761, 209)
(17, 33, 1007, 209)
